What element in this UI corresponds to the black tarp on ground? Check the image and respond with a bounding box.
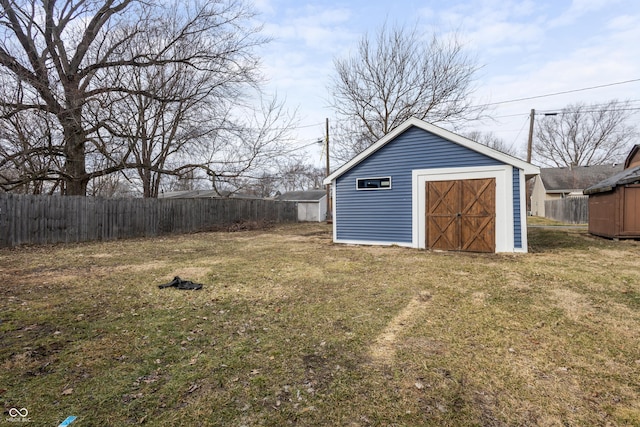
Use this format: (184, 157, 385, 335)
(158, 276, 203, 290)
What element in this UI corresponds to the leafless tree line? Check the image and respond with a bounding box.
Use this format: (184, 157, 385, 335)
(329, 23, 483, 162)
(533, 100, 637, 167)
(4, 2, 633, 198)
(327, 23, 637, 167)
(0, 0, 300, 197)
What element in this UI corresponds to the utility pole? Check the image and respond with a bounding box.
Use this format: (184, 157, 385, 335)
(527, 108, 535, 163)
(325, 118, 332, 223)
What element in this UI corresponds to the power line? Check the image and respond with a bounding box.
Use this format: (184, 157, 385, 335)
(480, 78, 640, 107)
(538, 105, 632, 114)
(492, 112, 531, 119)
(538, 98, 640, 110)
(537, 107, 640, 115)
(511, 115, 530, 147)
(536, 99, 640, 114)
(292, 80, 640, 148)
(290, 122, 325, 130)
(486, 102, 640, 123)
(279, 138, 324, 155)
(289, 81, 640, 134)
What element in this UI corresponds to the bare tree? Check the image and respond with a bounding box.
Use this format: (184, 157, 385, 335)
(0, 0, 266, 195)
(221, 154, 325, 198)
(329, 23, 482, 160)
(102, 54, 224, 198)
(533, 100, 637, 167)
(330, 120, 377, 163)
(274, 157, 325, 193)
(87, 171, 131, 197)
(202, 95, 298, 195)
(0, 109, 64, 194)
(464, 130, 519, 158)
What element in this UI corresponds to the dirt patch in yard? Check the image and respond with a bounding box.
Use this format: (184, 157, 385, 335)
(551, 288, 594, 321)
(369, 291, 432, 365)
(114, 260, 167, 273)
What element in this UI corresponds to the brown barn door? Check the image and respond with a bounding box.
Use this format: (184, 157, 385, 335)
(426, 178, 496, 252)
(425, 180, 461, 251)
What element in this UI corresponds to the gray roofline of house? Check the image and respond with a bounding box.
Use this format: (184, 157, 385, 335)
(275, 190, 327, 202)
(538, 164, 624, 192)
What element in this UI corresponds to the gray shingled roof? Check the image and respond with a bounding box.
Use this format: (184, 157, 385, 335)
(540, 164, 623, 192)
(583, 165, 640, 195)
(276, 190, 326, 202)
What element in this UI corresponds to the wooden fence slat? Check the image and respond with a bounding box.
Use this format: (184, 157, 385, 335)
(544, 196, 589, 224)
(0, 194, 298, 247)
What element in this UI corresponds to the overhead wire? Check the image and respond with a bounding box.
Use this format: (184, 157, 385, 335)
(272, 78, 640, 147)
(536, 99, 640, 113)
(478, 78, 640, 107)
(536, 107, 640, 115)
(262, 80, 640, 134)
(511, 116, 531, 147)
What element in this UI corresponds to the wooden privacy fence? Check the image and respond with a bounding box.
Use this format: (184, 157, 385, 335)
(0, 193, 298, 248)
(544, 196, 589, 224)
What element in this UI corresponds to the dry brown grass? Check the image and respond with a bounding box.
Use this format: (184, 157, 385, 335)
(1, 223, 639, 426)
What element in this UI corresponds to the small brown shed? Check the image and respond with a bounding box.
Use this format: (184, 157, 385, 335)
(584, 145, 640, 239)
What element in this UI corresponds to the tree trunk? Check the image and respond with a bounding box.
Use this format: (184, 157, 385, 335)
(141, 168, 151, 198)
(62, 117, 88, 196)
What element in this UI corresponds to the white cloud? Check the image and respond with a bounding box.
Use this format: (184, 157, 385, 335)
(470, 15, 640, 151)
(421, 0, 548, 59)
(252, 0, 275, 15)
(262, 6, 355, 52)
(253, 0, 640, 160)
(256, 4, 360, 143)
(549, 0, 624, 27)
(467, 21, 544, 53)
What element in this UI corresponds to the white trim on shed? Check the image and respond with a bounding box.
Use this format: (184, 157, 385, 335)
(412, 165, 527, 253)
(324, 118, 539, 253)
(323, 118, 539, 186)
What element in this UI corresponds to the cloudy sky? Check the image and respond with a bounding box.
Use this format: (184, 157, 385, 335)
(253, 0, 640, 166)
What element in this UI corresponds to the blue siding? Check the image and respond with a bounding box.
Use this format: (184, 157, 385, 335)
(512, 167, 522, 249)
(335, 126, 503, 243)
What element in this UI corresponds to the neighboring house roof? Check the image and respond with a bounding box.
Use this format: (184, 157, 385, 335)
(539, 164, 624, 193)
(275, 190, 326, 202)
(583, 165, 640, 195)
(323, 117, 539, 185)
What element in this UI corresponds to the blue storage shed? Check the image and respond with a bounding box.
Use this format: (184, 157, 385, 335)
(322, 118, 540, 253)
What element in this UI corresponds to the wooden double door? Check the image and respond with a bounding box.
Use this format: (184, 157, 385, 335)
(426, 178, 496, 253)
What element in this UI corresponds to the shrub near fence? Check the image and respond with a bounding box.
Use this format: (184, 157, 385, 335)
(0, 193, 298, 248)
(544, 196, 589, 224)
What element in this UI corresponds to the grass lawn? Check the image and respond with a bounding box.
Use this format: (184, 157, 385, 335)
(1, 223, 639, 426)
(527, 216, 588, 227)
